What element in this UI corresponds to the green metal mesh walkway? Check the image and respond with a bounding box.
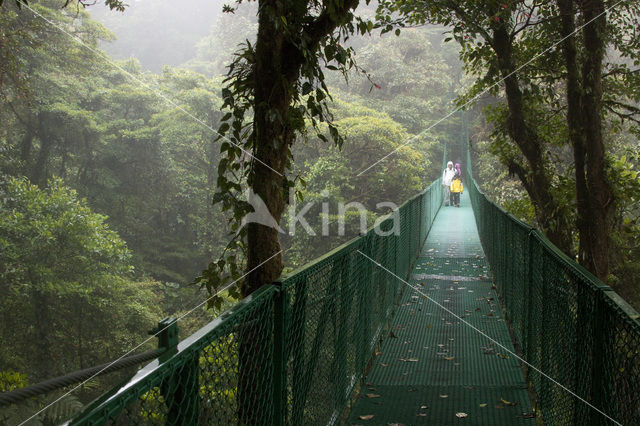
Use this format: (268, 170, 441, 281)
(348, 192, 534, 425)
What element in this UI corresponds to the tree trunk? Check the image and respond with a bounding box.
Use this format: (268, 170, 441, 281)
(578, 0, 613, 281)
(491, 25, 573, 253)
(237, 2, 361, 422)
(32, 113, 53, 187)
(32, 287, 54, 381)
(238, 2, 292, 423)
(243, 1, 291, 298)
(557, 0, 591, 265)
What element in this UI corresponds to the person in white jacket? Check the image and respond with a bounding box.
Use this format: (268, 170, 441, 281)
(442, 161, 456, 206)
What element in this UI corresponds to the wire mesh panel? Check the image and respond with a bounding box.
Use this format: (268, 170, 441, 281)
(279, 183, 442, 425)
(69, 286, 277, 425)
(466, 149, 640, 426)
(69, 181, 443, 425)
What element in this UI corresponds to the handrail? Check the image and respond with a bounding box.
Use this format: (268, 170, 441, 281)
(0, 317, 178, 408)
(0, 349, 164, 407)
(62, 177, 443, 425)
(465, 144, 640, 425)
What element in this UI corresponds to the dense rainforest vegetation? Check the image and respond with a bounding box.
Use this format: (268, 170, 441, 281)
(0, 0, 638, 422)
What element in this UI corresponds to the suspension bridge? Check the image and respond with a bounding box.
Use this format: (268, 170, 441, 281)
(3, 148, 639, 425)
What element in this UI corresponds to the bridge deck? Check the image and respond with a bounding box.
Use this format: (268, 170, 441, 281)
(348, 192, 534, 425)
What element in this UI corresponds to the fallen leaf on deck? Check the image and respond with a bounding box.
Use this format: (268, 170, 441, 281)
(420, 405, 428, 409)
(519, 412, 536, 419)
(416, 413, 427, 417)
(359, 414, 375, 420)
(444, 356, 455, 361)
(380, 363, 389, 367)
(366, 394, 381, 398)
(455, 412, 468, 418)
(426, 324, 433, 328)
(439, 394, 448, 398)
(479, 403, 487, 408)
(494, 405, 504, 409)
(500, 398, 518, 406)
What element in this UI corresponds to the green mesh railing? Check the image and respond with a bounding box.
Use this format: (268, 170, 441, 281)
(68, 180, 443, 425)
(465, 149, 640, 426)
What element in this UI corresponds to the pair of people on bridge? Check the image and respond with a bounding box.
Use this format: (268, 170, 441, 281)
(442, 161, 463, 207)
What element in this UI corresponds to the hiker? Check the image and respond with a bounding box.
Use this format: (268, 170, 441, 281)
(442, 161, 456, 206)
(455, 163, 461, 177)
(450, 173, 463, 207)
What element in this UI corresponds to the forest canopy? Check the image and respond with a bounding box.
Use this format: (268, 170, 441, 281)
(0, 0, 639, 423)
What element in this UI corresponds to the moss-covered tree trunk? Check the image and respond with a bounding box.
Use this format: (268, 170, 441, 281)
(491, 24, 573, 254)
(237, 1, 359, 422)
(558, 0, 613, 281)
(578, 0, 612, 281)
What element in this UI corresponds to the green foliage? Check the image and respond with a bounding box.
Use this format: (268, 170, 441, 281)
(196, 0, 375, 303)
(0, 370, 28, 392)
(0, 177, 163, 389)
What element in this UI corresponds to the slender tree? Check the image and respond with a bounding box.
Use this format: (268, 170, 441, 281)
(378, 0, 640, 281)
(198, 0, 373, 303)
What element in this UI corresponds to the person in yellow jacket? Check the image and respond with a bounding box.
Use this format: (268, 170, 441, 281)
(450, 173, 463, 207)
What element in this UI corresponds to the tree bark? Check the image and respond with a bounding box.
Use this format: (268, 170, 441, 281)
(238, 1, 359, 423)
(244, 0, 360, 297)
(491, 25, 573, 253)
(578, 0, 613, 281)
(557, 0, 591, 265)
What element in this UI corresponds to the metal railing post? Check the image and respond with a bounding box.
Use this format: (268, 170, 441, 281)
(153, 318, 199, 425)
(272, 283, 287, 426)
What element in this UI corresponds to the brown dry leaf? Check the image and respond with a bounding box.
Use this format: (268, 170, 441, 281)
(380, 363, 389, 367)
(439, 394, 448, 398)
(486, 313, 494, 317)
(520, 412, 536, 419)
(359, 414, 375, 420)
(444, 356, 455, 361)
(475, 307, 481, 311)
(366, 394, 381, 399)
(375, 351, 382, 356)
(494, 405, 504, 409)
(500, 398, 518, 406)
(416, 413, 428, 417)
(479, 403, 487, 408)
(455, 412, 468, 418)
